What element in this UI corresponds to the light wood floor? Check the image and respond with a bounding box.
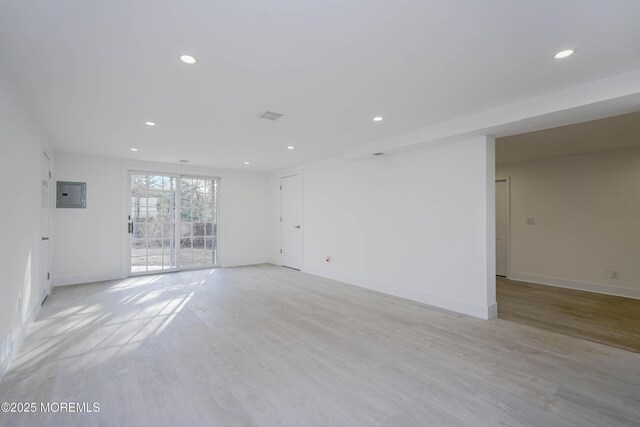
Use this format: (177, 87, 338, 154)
(1, 265, 639, 426)
(497, 277, 640, 353)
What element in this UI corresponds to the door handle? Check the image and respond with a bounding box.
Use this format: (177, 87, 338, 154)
(42, 237, 50, 240)
(128, 223, 133, 234)
(294, 225, 301, 229)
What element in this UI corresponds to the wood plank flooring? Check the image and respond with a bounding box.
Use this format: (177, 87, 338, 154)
(1, 265, 639, 426)
(497, 277, 640, 353)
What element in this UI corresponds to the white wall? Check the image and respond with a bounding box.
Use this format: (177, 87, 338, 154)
(53, 154, 272, 285)
(272, 136, 496, 319)
(52, 155, 123, 284)
(0, 70, 52, 375)
(497, 148, 640, 298)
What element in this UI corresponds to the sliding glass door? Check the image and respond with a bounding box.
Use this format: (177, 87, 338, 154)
(129, 172, 218, 274)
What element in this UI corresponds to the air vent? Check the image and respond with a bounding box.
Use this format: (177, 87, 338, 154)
(373, 152, 385, 156)
(258, 111, 283, 121)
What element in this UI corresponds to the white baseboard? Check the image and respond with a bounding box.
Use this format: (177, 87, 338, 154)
(486, 302, 498, 319)
(53, 271, 125, 287)
(302, 265, 496, 320)
(508, 272, 640, 300)
(0, 297, 44, 381)
(223, 257, 278, 268)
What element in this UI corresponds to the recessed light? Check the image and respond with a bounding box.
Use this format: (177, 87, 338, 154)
(287, 146, 295, 150)
(130, 148, 138, 152)
(373, 116, 383, 122)
(553, 49, 575, 59)
(180, 55, 197, 64)
(145, 121, 156, 126)
(244, 161, 251, 165)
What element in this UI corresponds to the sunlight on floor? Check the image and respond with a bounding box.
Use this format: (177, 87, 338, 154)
(6, 272, 201, 375)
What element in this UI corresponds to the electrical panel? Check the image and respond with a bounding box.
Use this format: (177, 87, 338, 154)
(56, 181, 86, 208)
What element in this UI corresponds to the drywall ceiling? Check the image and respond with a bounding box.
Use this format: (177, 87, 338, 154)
(0, 0, 639, 171)
(496, 111, 640, 165)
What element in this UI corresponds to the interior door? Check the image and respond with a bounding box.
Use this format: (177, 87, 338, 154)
(40, 152, 51, 300)
(129, 173, 178, 273)
(495, 179, 508, 277)
(281, 174, 303, 270)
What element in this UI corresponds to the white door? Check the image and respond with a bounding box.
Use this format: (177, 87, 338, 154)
(40, 152, 52, 300)
(495, 179, 508, 276)
(281, 174, 303, 270)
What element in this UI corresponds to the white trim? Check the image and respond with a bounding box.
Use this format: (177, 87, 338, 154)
(486, 303, 498, 320)
(495, 177, 511, 277)
(216, 177, 222, 267)
(53, 271, 125, 287)
(40, 149, 53, 300)
(44, 145, 55, 299)
(508, 272, 640, 300)
(120, 166, 130, 278)
(223, 257, 277, 268)
(302, 265, 496, 320)
(485, 138, 497, 317)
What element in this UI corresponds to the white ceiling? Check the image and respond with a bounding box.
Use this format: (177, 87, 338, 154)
(496, 111, 640, 165)
(1, 0, 639, 171)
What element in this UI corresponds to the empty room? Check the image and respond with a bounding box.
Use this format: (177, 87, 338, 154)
(495, 113, 640, 353)
(0, 1, 639, 426)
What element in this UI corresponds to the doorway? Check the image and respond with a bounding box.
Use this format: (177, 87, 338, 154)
(495, 179, 509, 277)
(40, 151, 51, 300)
(280, 173, 303, 270)
(128, 172, 219, 274)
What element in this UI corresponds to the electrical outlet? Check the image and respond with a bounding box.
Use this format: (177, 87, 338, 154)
(611, 271, 619, 280)
(526, 217, 535, 226)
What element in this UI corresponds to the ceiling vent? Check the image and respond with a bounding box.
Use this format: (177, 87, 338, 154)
(258, 111, 283, 121)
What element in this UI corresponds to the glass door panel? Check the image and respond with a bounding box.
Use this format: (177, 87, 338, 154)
(180, 177, 218, 268)
(130, 173, 177, 273)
